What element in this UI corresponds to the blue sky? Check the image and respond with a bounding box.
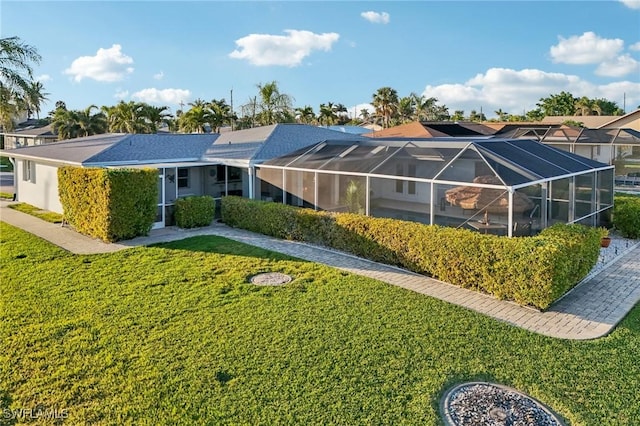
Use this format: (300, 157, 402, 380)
(4, 0, 640, 119)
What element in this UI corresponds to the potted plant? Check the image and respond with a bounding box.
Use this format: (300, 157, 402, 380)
(600, 228, 612, 248)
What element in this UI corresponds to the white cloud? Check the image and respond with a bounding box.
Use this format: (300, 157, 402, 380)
(550, 32, 623, 64)
(229, 29, 340, 67)
(64, 44, 134, 82)
(114, 89, 129, 99)
(595, 54, 640, 77)
(629, 41, 640, 51)
(131, 88, 191, 105)
(153, 71, 164, 80)
(620, 0, 640, 9)
(360, 11, 390, 24)
(35, 74, 51, 82)
(420, 67, 615, 118)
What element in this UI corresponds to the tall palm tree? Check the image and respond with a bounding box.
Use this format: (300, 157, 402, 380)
(256, 81, 294, 126)
(372, 87, 399, 128)
(494, 108, 508, 121)
(25, 80, 49, 119)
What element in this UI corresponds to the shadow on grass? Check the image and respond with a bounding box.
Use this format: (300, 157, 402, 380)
(149, 235, 304, 263)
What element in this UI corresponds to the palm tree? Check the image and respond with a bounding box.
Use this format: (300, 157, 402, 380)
(76, 105, 107, 137)
(494, 109, 508, 121)
(410, 93, 439, 121)
(256, 81, 294, 126)
(397, 96, 414, 124)
(0, 37, 41, 96)
(0, 84, 19, 131)
(318, 102, 338, 126)
(178, 105, 211, 133)
(102, 101, 151, 133)
(25, 80, 49, 119)
(574, 96, 602, 116)
(372, 87, 399, 128)
(142, 104, 172, 131)
(51, 107, 80, 140)
(0, 36, 41, 130)
(295, 105, 316, 124)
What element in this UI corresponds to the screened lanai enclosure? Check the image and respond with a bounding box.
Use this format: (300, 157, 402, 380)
(254, 138, 614, 237)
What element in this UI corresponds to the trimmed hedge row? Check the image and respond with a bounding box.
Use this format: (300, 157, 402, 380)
(58, 167, 157, 242)
(175, 196, 216, 228)
(222, 196, 601, 310)
(613, 193, 640, 239)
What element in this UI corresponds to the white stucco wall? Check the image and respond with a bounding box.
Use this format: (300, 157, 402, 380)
(16, 160, 63, 213)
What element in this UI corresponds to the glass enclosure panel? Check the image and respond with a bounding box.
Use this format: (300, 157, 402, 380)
(284, 170, 316, 208)
(374, 146, 457, 179)
(227, 166, 243, 196)
(256, 168, 284, 202)
(164, 167, 177, 204)
(514, 184, 542, 235)
(321, 144, 400, 173)
(575, 172, 595, 221)
(549, 178, 570, 224)
(437, 148, 494, 183)
(204, 165, 224, 198)
(598, 169, 614, 208)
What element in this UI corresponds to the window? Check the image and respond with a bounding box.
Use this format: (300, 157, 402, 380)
(177, 168, 189, 188)
(408, 164, 416, 195)
(22, 160, 36, 183)
(395, 164, 403, 193)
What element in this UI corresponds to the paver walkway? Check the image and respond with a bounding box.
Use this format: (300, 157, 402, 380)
(2, 201, 639, 340)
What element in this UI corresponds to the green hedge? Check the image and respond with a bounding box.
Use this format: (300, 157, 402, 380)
(222, 196, 601, 310)
(58, 167, 157, 242)
(175, 196, 215, 228)
(613, 193, 640, 239)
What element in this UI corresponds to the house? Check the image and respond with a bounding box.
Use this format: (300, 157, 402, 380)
(2, 124, 58, 149)
(3, 124, 613, 236)
(3, 125, 365, 228)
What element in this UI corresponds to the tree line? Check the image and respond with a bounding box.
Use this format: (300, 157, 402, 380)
(0, 36, 631, 140)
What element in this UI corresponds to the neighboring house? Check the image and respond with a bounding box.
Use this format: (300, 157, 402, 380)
(3, 124, 614, 236)
(540, 109, 640, 131)
(2, 124, 58, 149)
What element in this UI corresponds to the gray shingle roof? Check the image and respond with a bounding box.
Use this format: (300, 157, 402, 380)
(86, 134, 218, 165)
(3, 134, 127, 164)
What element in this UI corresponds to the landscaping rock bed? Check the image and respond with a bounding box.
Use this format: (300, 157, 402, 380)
(441, 382, 564, 426)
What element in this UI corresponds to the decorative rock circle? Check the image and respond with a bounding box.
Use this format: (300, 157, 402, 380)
(441, 382, 564, 426)
(250, 272, 292, 286)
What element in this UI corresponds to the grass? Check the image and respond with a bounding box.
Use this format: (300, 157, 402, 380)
(0, 155, 13, 172)
(0, 192, 12, 200)
(1, 221, 639, 425)
(7, 202, 64, 223)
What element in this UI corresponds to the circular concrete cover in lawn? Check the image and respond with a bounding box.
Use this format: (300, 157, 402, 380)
(250, 272, 292, 286)
(441, 382, 564, 426)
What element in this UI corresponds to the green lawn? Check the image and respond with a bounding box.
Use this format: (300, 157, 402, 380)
(1, 222, 639, 425)
(7, 203, 64, 223)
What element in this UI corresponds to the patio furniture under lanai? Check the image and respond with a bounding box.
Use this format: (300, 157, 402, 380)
(445, 176, 535, 214)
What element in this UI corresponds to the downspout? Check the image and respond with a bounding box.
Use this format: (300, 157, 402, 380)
(9, 157, 17, 201)
(248, 166, 254, 199)
(508, 190, 513, 237)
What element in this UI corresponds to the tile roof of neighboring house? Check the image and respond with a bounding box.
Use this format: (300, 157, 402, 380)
(540, 110, 640, 128)
(323, 125, 374, 135)
(365, 122, 449, 138)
